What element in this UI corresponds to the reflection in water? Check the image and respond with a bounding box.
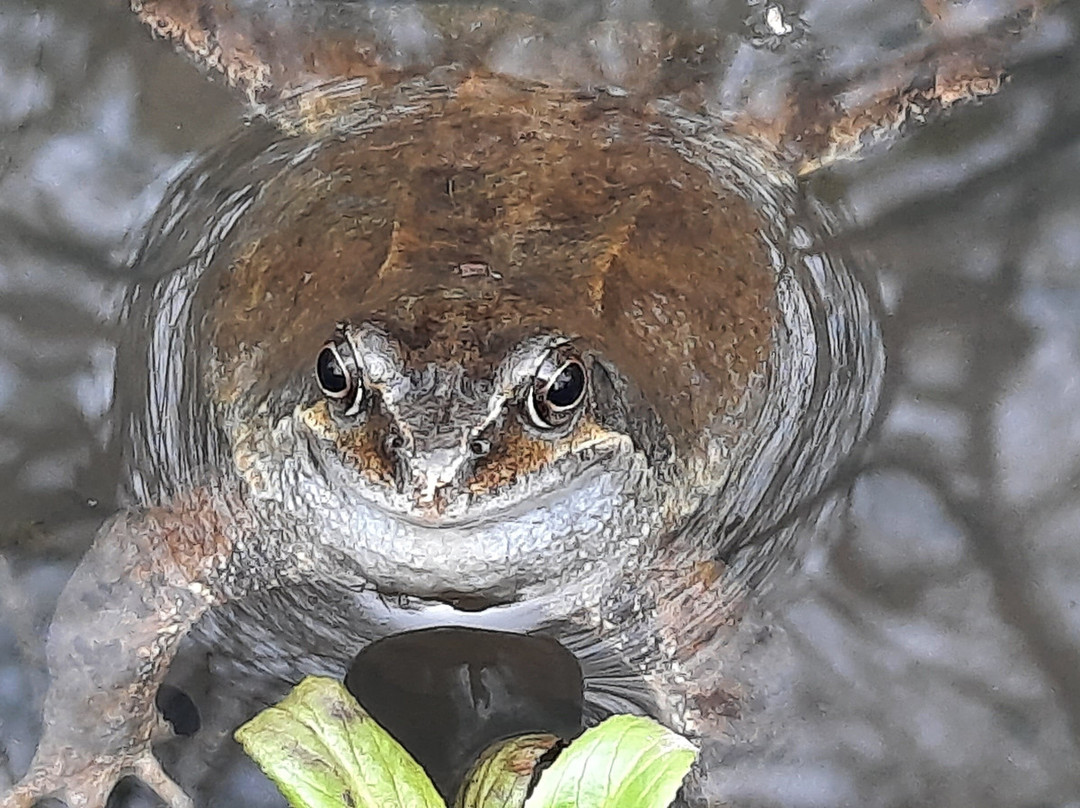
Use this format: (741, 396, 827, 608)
(1, 0, 1079, 806)
(346, 628, 583, 799)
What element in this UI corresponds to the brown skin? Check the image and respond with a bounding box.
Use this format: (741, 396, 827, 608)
(212, 76, 774, 450)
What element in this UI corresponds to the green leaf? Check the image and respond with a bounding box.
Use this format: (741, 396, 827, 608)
(454, 734, 561, 808)
(234, 675, 445, 808)
(523, 715, 697, 808)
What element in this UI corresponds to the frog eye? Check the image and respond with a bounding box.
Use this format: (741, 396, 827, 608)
(526, 351, 588, 430)
(316, 342, 364, 415)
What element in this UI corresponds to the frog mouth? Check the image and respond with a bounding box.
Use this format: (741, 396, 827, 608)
(392, 444, 620, 529)
(323, 456, 640, 605)
(426, 590, 503, 611)
(300, 420, 645, 602)
(309, 424, 632, 529)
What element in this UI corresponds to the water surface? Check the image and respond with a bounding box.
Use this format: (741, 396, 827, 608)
(1, 0, 1079, 805)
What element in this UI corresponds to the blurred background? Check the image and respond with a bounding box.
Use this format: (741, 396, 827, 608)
(1, 0, 1079, 805)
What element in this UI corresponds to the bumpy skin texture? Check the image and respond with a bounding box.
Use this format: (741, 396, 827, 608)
(2, 74, 881, 807)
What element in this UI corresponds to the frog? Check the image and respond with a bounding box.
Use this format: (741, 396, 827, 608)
(0, 0, 1046, 805)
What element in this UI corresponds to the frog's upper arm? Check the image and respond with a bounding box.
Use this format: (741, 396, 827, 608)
(3, 491, 242, 808)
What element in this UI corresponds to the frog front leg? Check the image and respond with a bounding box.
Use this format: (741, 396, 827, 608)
(2, 492, 244, 808)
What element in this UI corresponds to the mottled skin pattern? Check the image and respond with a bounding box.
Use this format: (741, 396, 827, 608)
(2, 67, 884, 808)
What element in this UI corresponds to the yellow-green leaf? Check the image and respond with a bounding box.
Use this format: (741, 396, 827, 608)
(523, 715, 696, 808)
(234, 676, 445, 808)
(455, 734, 560, 808)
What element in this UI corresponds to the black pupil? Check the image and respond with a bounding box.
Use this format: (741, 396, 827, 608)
(546, 362, 585, 408)
(317, 347, 348, 394)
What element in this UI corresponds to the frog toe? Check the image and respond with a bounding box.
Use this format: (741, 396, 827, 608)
(1, 748, 192, 808)
(131, 749, 194, 808)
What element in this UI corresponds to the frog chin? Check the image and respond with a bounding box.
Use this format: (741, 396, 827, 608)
(308, 446, 657, 604)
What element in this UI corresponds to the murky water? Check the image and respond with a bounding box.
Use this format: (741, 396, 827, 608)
(2, 0, 1079, 806)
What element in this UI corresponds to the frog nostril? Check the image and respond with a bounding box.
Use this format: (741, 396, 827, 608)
(382, 432, 410, 493)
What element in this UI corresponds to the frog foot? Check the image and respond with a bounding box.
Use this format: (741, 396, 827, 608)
(1, 746, 193, 808)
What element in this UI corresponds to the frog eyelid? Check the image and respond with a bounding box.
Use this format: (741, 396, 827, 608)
(493, 336, 573, 391)
(342, 386, 365, 417)
(341, 325, 403, 389)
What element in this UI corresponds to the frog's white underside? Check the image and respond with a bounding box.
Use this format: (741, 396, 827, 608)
(275, 428, 662, 601)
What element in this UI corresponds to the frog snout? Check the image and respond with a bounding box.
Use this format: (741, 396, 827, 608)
(409, 447, 464, 506)
(391, 440, 489, 508)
